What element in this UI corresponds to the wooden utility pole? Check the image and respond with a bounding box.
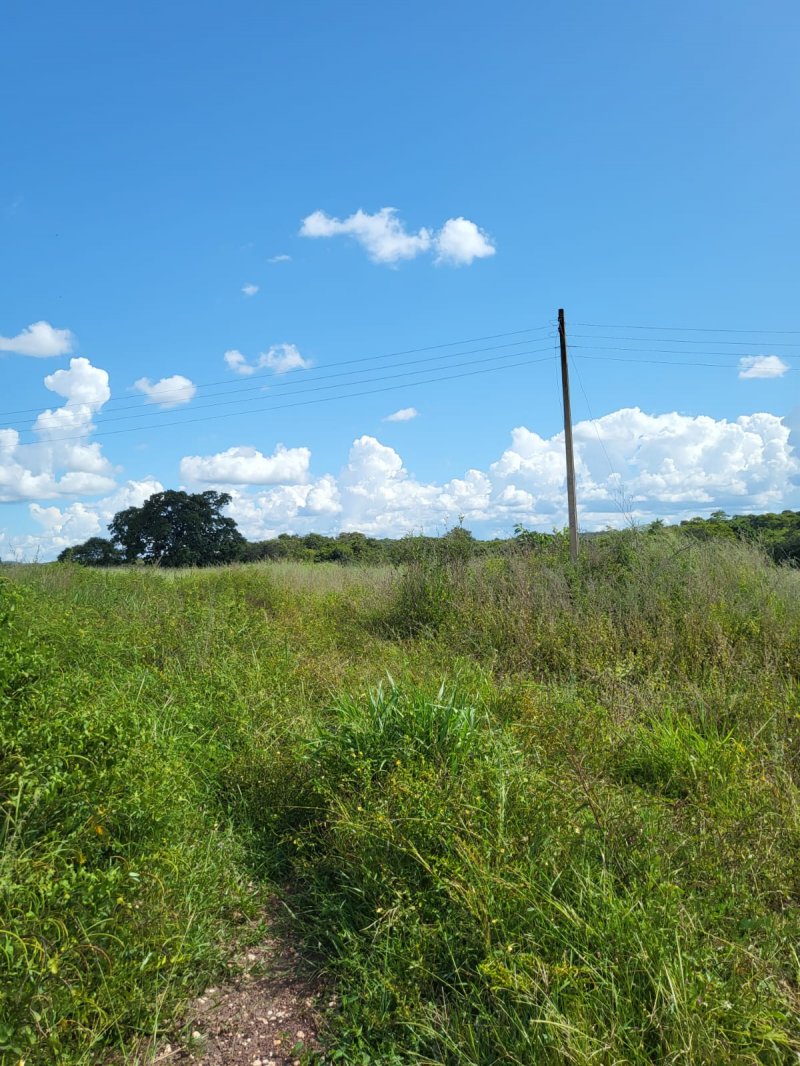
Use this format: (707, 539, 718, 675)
(558, 308, 579, 562)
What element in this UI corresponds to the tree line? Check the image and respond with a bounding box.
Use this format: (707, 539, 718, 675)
(55, 490, 800, 568)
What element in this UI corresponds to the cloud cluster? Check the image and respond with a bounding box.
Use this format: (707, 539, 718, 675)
(0, 320, 75, 357)
(300, 208, 496, 266)
(241, 283, 260, 297)
(134, 374, 197, 408)
(180, 407, 799, 541)
(224, 343, 312, 376)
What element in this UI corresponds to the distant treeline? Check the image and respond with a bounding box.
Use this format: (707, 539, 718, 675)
(53, 488, 800, 568)
(677, 509, 800, 564)
(240, 509, 800, 566)
(237, 526, 510, 565)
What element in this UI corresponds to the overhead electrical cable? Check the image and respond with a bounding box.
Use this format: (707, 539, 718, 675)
(568, 352, 630, 522)
(4, 337, 554, 431)
(0, 323, 554, 420)
(11, 354, 557, 449)
(12, 345, 557, 440)
(569, 344, 798, 369)
(574, 322, 800, 335)
(569, 333, 800, 349)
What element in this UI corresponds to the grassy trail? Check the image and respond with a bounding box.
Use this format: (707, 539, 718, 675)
(2, 535, 800, 1063)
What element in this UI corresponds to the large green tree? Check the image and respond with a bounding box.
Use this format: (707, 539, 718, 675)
(108, 490, 245, 567)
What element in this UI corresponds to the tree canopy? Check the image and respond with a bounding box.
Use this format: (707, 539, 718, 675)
(106, 490, 245, 567)
(57, 536, 124, 567)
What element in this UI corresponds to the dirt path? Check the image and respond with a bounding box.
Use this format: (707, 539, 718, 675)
(155, 907, 330, 1066)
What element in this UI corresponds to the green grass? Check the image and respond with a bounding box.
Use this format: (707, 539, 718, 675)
(1, 533, 799, 1063)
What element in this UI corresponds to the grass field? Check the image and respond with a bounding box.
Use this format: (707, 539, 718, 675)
(2, 531, 800, 1063)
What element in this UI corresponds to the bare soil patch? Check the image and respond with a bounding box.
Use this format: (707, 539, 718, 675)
(157, 906, 329, 1066)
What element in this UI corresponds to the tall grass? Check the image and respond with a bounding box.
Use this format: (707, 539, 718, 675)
(1, 533, 799, 1063)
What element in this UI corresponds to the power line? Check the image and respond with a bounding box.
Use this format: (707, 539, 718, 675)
(570, 333, 800, 349)
(570, 357, 618, 482)
(574, 321, 800, 335)
(0, 323, 554, 420)
(569, 344, 798, 369)
(14, 345, 558, 440)
(569, 351, 631, 524)
(12, 353, 557, 448)
(5, 337, 554, 431)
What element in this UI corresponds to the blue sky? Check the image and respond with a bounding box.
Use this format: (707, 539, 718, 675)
(2, 0, 799, 557)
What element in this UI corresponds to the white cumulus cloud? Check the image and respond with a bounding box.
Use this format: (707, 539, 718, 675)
(224, 343, 312, 376)
(134, 374, 197, 408)
(43, 357, 109, 407)
(184, 408, 800, 541)
(384, 407, 419, 422)
(34, 358, 111, 441)
(242, 283, 259, 296)
(180, 444, 311, 485)
(738, 355, 790, 379)
(434, 217, 496, 265)
(0, 320, 75, 357)
(0, 358, 118, 505)
(299, 207, 496, 267)
(268, 254, 291, 263)
(300, 207, 432, 264)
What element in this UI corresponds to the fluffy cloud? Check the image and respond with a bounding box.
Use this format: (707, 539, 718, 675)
(180, 444, 311, 485)
(0, 320, 75, 357)
(134, 374, 197, 408)
(300, 207, 432, 264)
(224, 343, 312, 376)
(43, 358, 109, 406)
(384, 407, 419, 422)
(34, 358, 112, 449)
(738, 355, 790, 379)
(268, 254, 291, 264)
(242, 283, 259, 296)
(222, 474, 342, 539)
(299, 207, 496, 266)
(491, 408, 799, 519)
(434, 217, 496, 265)
(0, 357, 117, 503)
